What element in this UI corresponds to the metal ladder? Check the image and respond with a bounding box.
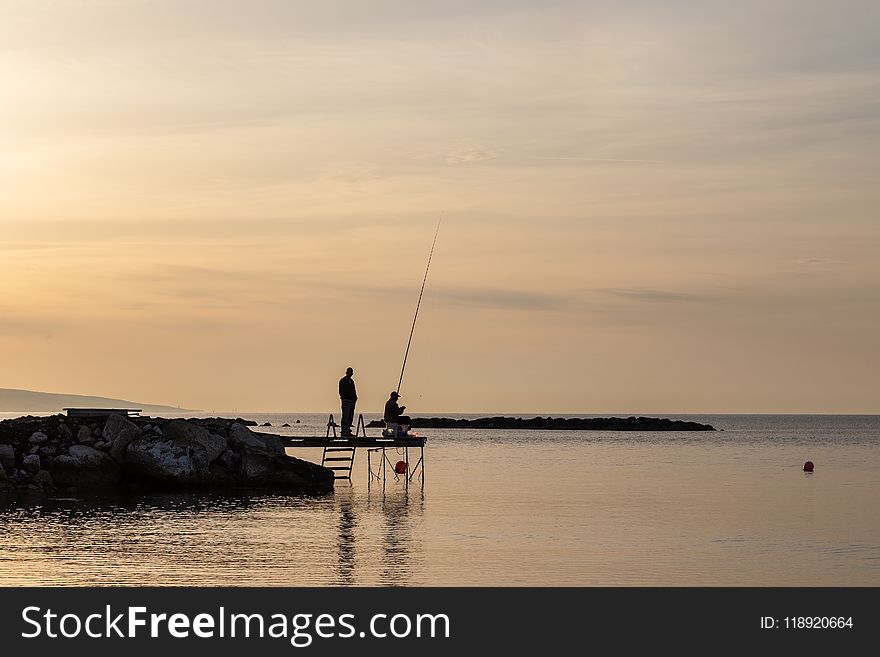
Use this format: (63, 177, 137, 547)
(320, 414, 365, 481)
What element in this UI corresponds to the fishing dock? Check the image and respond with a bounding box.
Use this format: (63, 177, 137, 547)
(273, 414, 426, 489)
(283, 221, 437, 490)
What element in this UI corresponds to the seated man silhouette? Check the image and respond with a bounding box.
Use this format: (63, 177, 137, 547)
(383, 391, 411, 436)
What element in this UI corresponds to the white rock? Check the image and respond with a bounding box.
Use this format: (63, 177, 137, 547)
(164, 419, 227, 463)
(49, 445, 120, 488)
(124, 435, 208, 484)
(68, 444, 107, 463)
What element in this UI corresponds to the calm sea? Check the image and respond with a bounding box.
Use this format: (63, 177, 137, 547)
(1, 413, 878, 586)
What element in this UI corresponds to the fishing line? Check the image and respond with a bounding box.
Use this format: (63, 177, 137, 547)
(397, 219, 441, 395)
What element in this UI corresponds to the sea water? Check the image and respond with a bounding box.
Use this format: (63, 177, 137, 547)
(1, 413, 878, 586)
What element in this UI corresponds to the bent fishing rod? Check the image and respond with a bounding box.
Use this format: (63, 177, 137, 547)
(396, 220, 441, 396)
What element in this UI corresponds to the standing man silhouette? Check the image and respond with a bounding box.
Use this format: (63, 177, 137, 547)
(338, 367, 357, 437)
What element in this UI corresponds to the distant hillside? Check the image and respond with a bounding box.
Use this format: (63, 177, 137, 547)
(0, 388, 195, 414)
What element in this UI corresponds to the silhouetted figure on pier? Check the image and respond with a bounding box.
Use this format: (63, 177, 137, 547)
(383, 391, 410, 426)
(338, 367, 357, 437)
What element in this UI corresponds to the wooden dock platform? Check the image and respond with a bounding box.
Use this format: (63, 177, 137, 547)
(277, 436, 426, 449)
(268, 414, 426, 487)
(279, 435, 426, 488)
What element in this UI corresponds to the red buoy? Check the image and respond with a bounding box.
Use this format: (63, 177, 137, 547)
(394, 460, 407, 475)
(803, 461, 814, 472)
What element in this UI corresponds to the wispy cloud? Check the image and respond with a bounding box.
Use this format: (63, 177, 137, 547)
(534, 156, 664, 164)
(599, 288, 707, 303)
(445, 145, 501, 164)
(0, 315, 65, 336)
(313, 281, 566, 312)
(793, 257, 848, 268)
(431, 286, 565, 311)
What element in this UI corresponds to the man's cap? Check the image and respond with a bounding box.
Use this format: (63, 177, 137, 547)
(390, 391, 400, 398)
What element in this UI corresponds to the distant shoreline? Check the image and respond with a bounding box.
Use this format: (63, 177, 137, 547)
(0, 388, 194, 415)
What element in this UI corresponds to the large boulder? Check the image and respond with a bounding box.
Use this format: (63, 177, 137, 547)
(77, 426, 94, 444)
(49, 445, 121, 488)
(207, 462, 236, 487)
(164, 419, 227, 463)
(58, 423, 73, 441)
(238, 449, 333, 492)
(0, 444, 14, 471)
(22, 454, 41, 474)
(124, 435, 210, 486)
(102, 414, 143, 463)
(256, 432, 286, 455)
(29, 431, 48, 444)
(218, 449, 238, 473)
(228, 423, 285, 456)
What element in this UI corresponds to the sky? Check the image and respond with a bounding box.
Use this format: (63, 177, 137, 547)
(1, 0, 878, 413)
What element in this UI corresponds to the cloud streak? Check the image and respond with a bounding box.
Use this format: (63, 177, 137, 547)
(445, 146, 501, 165)
(535, 156, 664, 164)
(310, 281, 567, 312)
(793, 257, 848, 268)
(599, 288, 707, 303)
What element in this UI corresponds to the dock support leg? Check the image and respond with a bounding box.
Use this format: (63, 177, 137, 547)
(406, 445, 425, 487)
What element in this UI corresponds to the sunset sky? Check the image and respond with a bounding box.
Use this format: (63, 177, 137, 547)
(1, 1, 878, 413)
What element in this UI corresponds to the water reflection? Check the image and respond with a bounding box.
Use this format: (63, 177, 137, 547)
(0, 489, 320, 520)
(334, 487, 357, 585)
(1, 484, 426, 586)
(6, 419, 874, 586)
(330, 484, 425, 585)
(379, 492, 413, 584)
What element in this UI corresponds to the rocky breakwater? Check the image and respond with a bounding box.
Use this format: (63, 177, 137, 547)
(367, 416, 716, 431)
(0, 414, 333, 495)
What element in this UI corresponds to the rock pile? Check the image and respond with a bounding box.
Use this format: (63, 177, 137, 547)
(366, 415, 716, 431)
(0, 414, 333, 495)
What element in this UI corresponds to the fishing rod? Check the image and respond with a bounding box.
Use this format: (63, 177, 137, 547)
(396, 220, 441, 395)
